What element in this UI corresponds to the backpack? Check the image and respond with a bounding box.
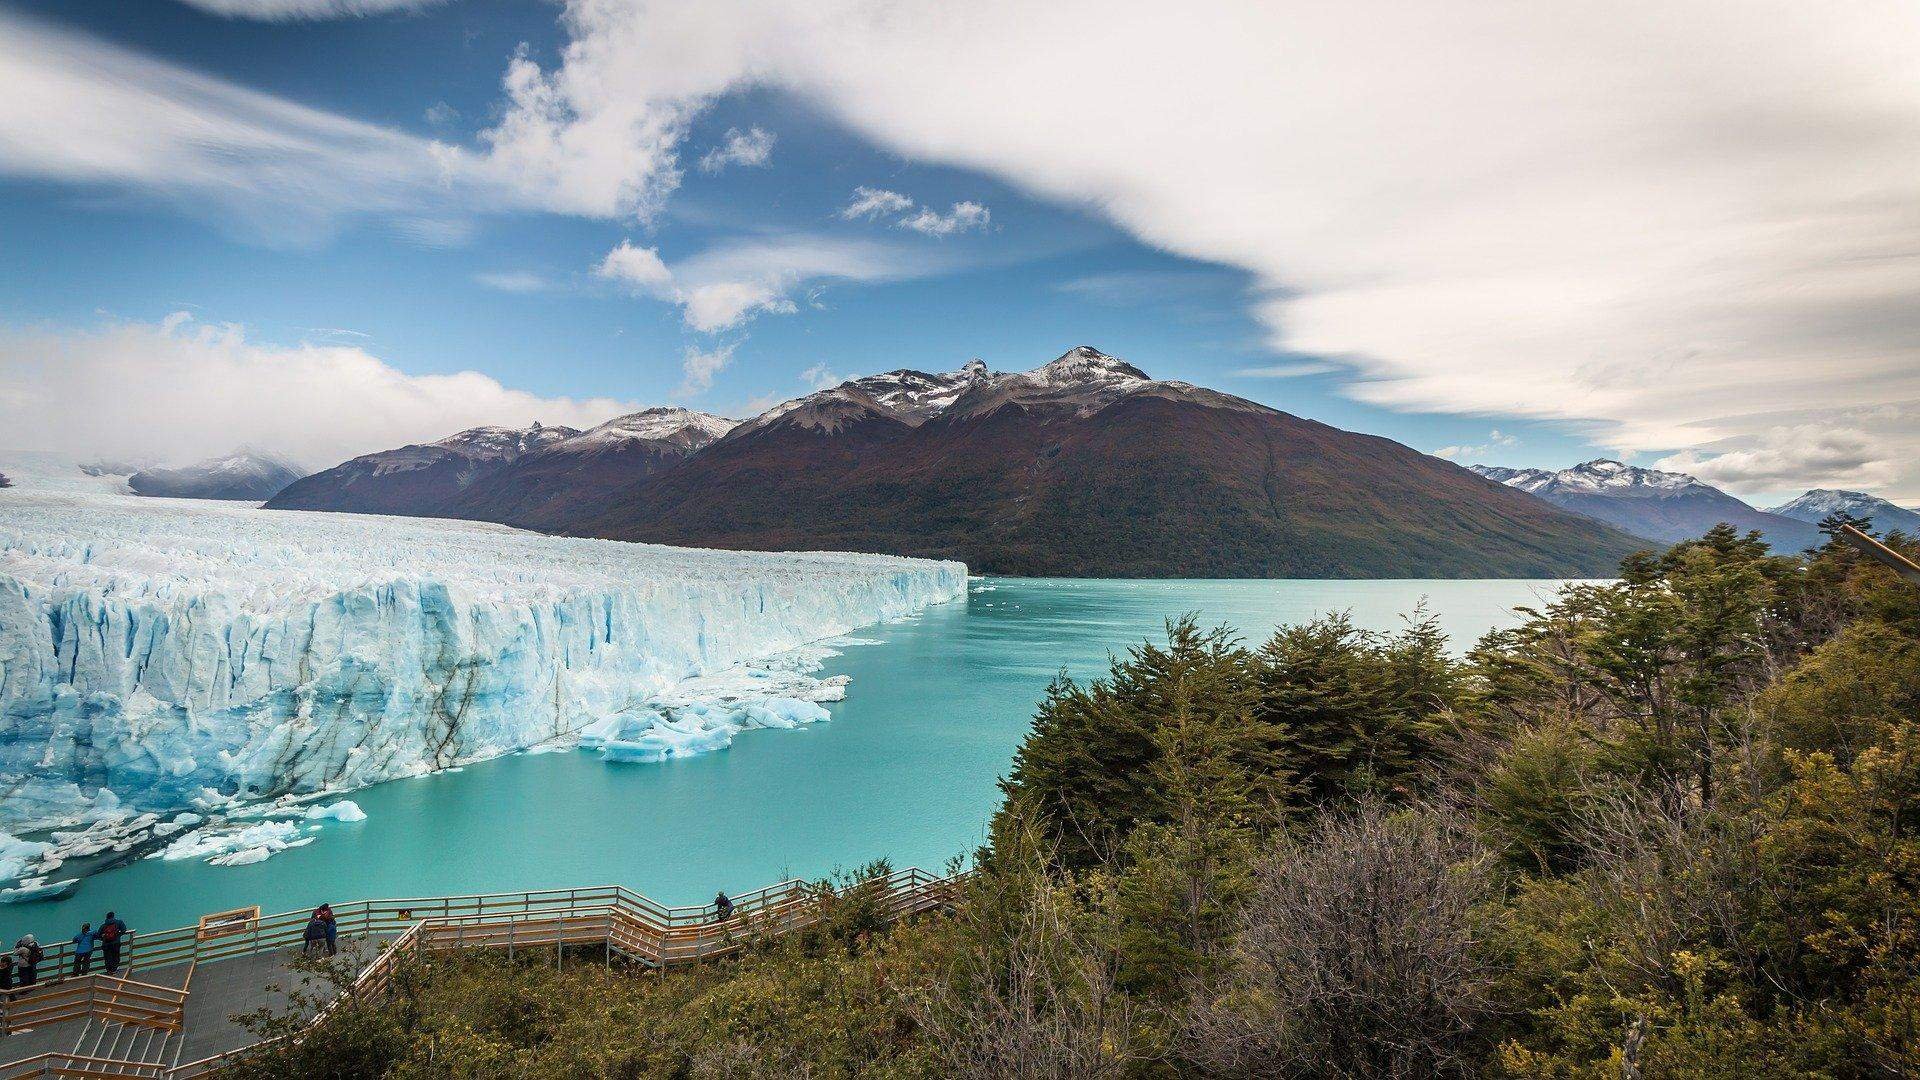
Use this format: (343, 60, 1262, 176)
(99, 923, 120, 943)
(27, 943, 42, 964)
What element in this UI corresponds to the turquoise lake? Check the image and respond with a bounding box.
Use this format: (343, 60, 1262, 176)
(6, 577, 1578, 938)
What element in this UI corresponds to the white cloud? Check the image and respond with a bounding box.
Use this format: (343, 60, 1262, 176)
(680, 341, 740, 394)
(474, 271, 554, 293)
(0, 10, 518, 244)
(697, 126, 775, 173)
(799, 363, 843, 390)
(484, 0, 1920, 497)
(1657, 424, 1901, 497)
(594, 233, 958, 332)
(897, 200, 990, 237)
(0, 314, 642, 468)
(175, 0, 446, 18)
(1433, 429, 1520, 462)
(841, 186, 913, 220)
(1234, 361, 1337, 379)
(595, 240, 674, 291)
(424, 101, 460, 126)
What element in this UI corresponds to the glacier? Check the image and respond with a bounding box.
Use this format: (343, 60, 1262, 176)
(0, 479, 966, 874)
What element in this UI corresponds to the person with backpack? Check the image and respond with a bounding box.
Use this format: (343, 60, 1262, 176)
(713, 891, 734, 922)
(97, 912, 129, 975)
(14, 935, 41, 987)
(1, 949, 15, 992)
(312, 903, 337, 956)
(69, 924, 95, 976)
(302, 914, 327, 957)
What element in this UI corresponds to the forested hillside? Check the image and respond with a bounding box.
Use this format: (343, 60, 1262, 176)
(235, 518, 1920, 1078)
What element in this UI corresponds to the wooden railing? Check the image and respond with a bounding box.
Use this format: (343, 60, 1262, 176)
(0, 1050, 170, 1079)
(0, 975, 187, 1036)
(10, 867, 967, 1079)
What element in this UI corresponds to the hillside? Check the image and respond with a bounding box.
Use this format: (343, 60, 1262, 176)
(570, 348, 1642, 578)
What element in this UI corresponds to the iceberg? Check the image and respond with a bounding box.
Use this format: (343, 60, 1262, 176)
(0, 482, 967, 846)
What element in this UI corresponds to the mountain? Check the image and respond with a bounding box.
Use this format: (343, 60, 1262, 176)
(437, 409, 736, 530)
(127, 450, 306, 502)
(562, 347, 1642, 578)
(1470, 459, 1822, 552)
(0, 473, 11, 489)
(266, 423, 580, 516)
(264, 413, 736, 525)
(1768, 489, 1920, 534)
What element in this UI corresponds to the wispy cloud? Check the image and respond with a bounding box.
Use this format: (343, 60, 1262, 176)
(841, 186, 914, 220)
(174, 0, 447, 19)
(897, 200, 990, 237)
(1234, 361, 1336, 379)
(697, 126, 774, 173)
(0, 10, 513, 245)
(680, 341, 740, 395)
(1433, 429, 1519, 462)
(595, 233, 964, 333)
(799, 362, 843, 391)
(474, 271, 555, 293)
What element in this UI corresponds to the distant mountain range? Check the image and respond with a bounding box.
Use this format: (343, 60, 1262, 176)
(1469, 460, 1823, 552)
(269, 410, 736, 526)
(269, 346, 1641, 578)
(1768, 489, 1920, 534)
(127, 451, 306, 502)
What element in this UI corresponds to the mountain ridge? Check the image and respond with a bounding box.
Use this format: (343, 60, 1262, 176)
(1470, 459, 1821, 552)
(269, 347, 1644, 578)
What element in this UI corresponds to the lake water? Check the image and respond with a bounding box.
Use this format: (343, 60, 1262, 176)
(7, 577, 1575, 937)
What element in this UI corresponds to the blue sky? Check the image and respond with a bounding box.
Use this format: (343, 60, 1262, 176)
(3, 0, 1917, 505)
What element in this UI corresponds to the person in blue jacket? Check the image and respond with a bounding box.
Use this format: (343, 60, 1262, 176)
(70, 923, 96, 976)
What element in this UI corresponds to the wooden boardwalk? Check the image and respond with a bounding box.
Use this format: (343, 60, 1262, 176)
(0, 868, 961, 1078)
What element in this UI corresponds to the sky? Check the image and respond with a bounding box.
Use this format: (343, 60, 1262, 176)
(2, 0, 1918, 506)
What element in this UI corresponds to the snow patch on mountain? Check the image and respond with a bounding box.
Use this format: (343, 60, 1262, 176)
(1471, 459, 1705, 497)
(568, 408, 737, 449)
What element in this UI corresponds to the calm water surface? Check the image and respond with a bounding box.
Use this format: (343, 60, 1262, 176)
(11, 577, 1577, 936)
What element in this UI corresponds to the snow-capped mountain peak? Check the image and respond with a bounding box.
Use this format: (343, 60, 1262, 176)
(1473, 459, 1704, 497)
(432, 423, 580, 460)
(1768, 489, 1920, 532)
(571, 407, 737, 449)
(1025, 345, 1150, 388)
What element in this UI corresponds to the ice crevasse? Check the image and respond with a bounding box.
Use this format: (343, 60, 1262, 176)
(0, 489, 966, 830)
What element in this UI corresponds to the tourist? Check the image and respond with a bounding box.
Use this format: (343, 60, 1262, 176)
(13, 935, 40, 988)
(1, 949, 14, 992)
(97, 912, 129, 975)
(302, 915, 327, 957)
(714, 891, 734, 921)
(70, 923, 95, 976)
(313, 903, 338, 956)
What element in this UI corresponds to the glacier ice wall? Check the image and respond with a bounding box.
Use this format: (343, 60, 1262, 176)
(0, 488, 965, 829)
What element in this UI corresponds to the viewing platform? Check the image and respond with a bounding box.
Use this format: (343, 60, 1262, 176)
(0, 868, 962, 1079)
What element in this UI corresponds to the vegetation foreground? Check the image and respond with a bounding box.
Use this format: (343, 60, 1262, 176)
(237, 519, 1920, 1078)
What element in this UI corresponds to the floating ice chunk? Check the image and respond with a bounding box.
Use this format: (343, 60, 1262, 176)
(0, 830, 52, 887)
(160, 819, 307, 866)
(0, 878, 80, 904)
(305, 800, 366, 823)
